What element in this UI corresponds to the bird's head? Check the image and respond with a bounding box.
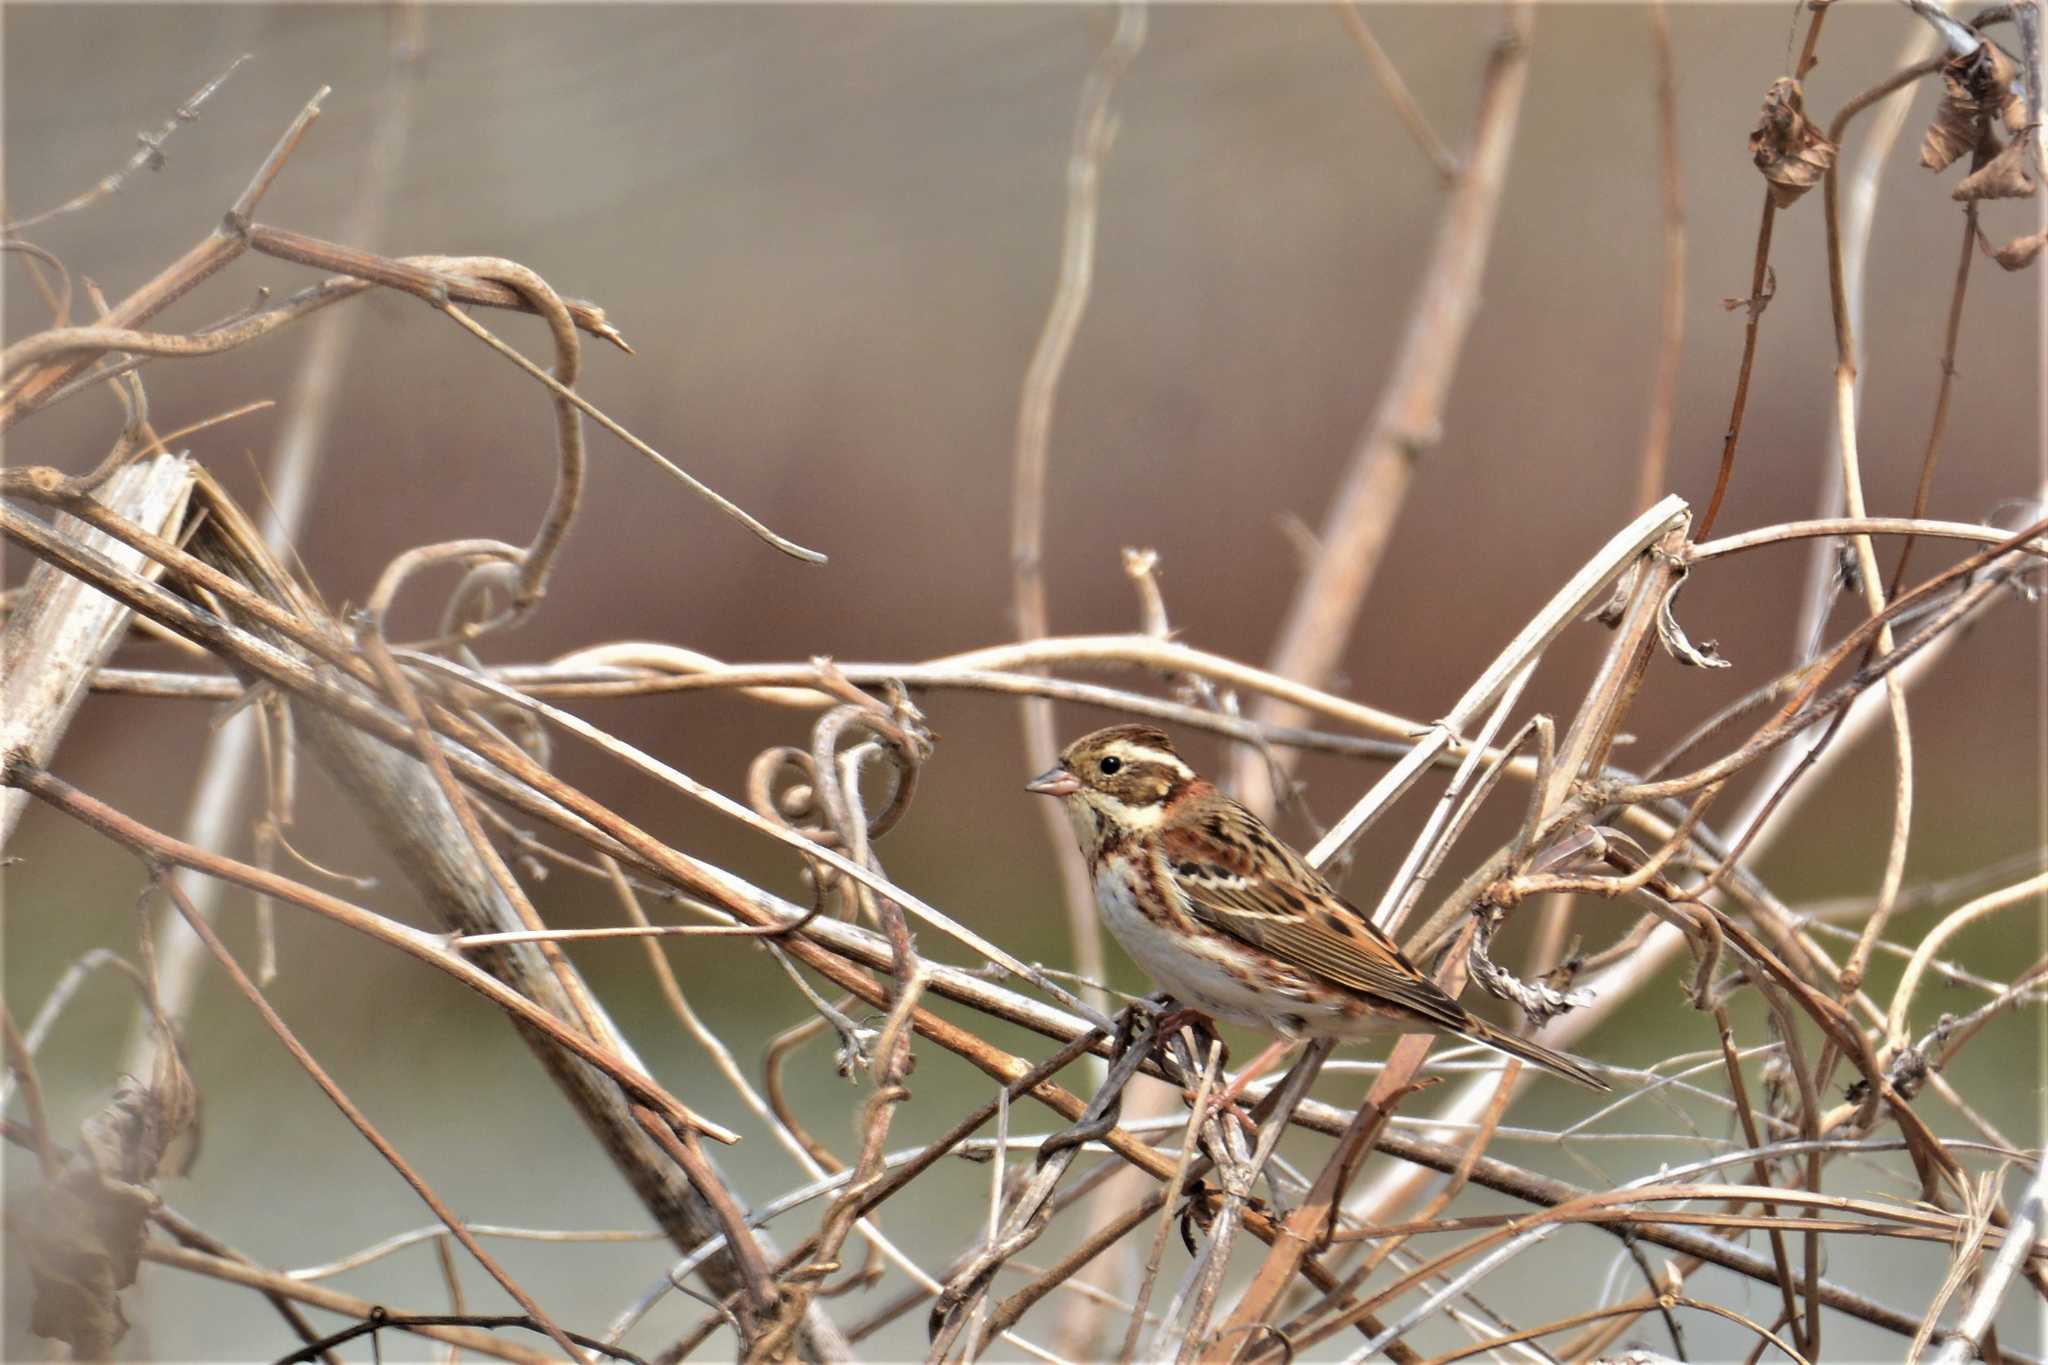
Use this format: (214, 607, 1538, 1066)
(1026, 724, 1197, 850)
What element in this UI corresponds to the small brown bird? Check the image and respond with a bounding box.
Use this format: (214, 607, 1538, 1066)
(1027, 724, 1607, 1091)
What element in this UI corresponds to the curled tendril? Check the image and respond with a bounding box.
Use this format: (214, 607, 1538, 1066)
(748, 745, 845, 848)
(746, 675, 932, 924)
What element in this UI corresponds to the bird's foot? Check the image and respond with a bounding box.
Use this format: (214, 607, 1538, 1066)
(1187, 1036, 1301, 1143)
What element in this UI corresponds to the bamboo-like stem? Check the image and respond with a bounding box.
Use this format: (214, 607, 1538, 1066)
(0, 453, 192, 849)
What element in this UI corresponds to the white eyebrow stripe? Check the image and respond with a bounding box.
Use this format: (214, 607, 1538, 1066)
(1114, 745, 1193, 777)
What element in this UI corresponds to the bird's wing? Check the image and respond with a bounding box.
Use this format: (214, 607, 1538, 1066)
(1156, 802, 1472, 1034)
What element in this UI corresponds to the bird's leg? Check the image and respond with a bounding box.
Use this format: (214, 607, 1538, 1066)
(1149, 1002, 1211, 1051)
(1175, 1026, 1294, 1144)
(1129, 1001, 1256, 1138)
(1112, 994, 1171, 1052)
(1133, 997, 1231, 1068)
(1126, 1001, 1273, 1139)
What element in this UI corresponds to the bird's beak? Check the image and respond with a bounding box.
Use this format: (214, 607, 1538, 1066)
(1025, 767, 1081, 797)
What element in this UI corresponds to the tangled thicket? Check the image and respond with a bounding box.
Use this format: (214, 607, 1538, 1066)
(2, 4, 2044, 1363)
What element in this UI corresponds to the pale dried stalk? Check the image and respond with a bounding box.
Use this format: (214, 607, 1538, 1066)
(1910, 1167, 2004, 1363)
(1886, 869, 2048, 1046)
(1238, 2, 1534, 812)
(1929, 1161, 2047, 1364)
(1332, 539, 2028, 1257)
(1519, 496, 1696, 975)
(1634, 0, 1686, 514)
(1119, 1042, 1222, 1364)
(1338, 3, 1458, 181)
(1173, 1047, 1335, 1361)
(1691, 516, 2048, 560)
(169, 481, 830, 1350)
(1820, 229, 1916, 1001)
(1788, 19, 1944, 675)
(1313, 1172, 2028, 1361)
(16, 479, 2023, 1104)
(12, 26, 2031, 1358)
(2, 55, 251, 234)
(0, 495, 1099, 1057)
(402, 651, 1103, 1022)
(537, 635, 1419, 735)
(1307, 494, 1689, 869)
(17, 742, 1997, 1356)
(1760, 26, 1942, 1007)
(135, 9, 423, 1067)
(1370, 661, 1534, 938)
(1012, 1, 1147, 1044)
(0, 452, 193, 848)
(0, 86, 330, 425)
(44, 470, 2015, 1252)
(153, 875, 594, 1364)
(929, 1025, 1154, 1359)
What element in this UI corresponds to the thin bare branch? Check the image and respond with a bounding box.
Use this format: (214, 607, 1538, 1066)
(1241, 3, 1534, 810)
(2, 55, 252, 233)
(1012, 1, 1147, 1042)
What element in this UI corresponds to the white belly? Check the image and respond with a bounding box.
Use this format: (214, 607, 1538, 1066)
(1094, 861, 1309, 1032)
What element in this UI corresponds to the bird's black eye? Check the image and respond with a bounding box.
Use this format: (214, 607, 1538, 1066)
(1098, 755, 1122, 775)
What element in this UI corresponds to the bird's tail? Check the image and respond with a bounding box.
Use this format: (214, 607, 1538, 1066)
(1467, 1021, 1610, 1091)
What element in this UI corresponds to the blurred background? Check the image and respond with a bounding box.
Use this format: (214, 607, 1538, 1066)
(5, 4, 2041, 1360)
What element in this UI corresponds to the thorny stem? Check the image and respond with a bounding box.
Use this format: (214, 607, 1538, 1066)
(2, 55, 253, 233)
(1697, 0, 1837, 536)
(1698, 197, 1774, 539)
(0, 86, 317, 426)
(1887, 143, 1989, 597)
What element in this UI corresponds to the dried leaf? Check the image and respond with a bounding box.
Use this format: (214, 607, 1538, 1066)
(1993, 228, 2047, 270)
(1656, 571, 1730, 669)
(1749, 77, 1838, 208)
(1953, 127, 2040, 201)
(147, 1032, 203, 1178)
(23, 1051, 202, 1356)
(1921, 41, 2024, 171)
(23, 1174, 141, 1357)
